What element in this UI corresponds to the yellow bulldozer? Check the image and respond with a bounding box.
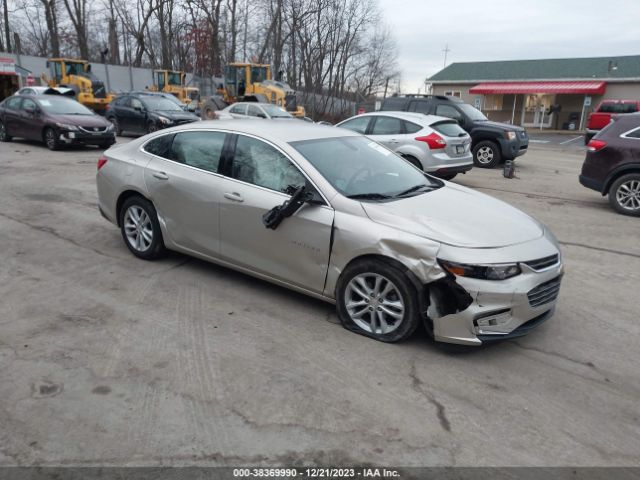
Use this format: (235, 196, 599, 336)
(201, 62, 305, 119)
(149, 70, 200, 105)
(43, 58, 113, 112)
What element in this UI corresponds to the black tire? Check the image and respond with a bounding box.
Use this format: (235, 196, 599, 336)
(118, 196, 166, 260)
(147, 121, 159, 134)
(108, 116, 122, 136)
(43, 127, 60, 151)
(336, 259, 420, 343)
(473, 140, 501, 168)
(402, 155, 423, 171)
(608, 173, 640, 217)
(0, 121, 11, 142)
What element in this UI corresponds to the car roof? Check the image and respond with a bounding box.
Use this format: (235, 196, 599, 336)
(169, 119, 359, 143)
(344, 111, 455, 126)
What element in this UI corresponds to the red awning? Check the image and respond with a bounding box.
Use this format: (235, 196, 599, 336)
(469, 81, 606, 95)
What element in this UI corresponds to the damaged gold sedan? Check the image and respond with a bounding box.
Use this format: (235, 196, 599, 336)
(96, 121, 563, 345)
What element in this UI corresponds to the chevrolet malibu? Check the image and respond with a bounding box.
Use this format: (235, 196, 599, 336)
(96, 121, 563, 345)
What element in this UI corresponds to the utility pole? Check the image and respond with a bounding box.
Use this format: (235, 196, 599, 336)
(442, 44, 450, 69)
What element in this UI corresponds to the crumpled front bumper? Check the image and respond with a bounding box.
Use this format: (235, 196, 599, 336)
(432, 231, 563, 345)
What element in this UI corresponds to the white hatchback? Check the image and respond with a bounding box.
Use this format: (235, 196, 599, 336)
(336, 111, 473, 180)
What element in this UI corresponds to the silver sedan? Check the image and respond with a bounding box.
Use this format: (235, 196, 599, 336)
(96, 121, 563, 345)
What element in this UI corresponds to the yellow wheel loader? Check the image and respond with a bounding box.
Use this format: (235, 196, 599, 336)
(43, 58, 113, 112)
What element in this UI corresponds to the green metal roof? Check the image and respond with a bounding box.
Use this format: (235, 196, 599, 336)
(429, 55, 640, 82)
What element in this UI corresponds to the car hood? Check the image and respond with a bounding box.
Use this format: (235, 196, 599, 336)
(49, 114, 110, 127)
(360, 183, 543, 248)
(153, 111, 199, 121)
(475, 120, 525, 132)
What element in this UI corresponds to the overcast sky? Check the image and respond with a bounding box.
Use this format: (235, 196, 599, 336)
(377, 0, 640, 92)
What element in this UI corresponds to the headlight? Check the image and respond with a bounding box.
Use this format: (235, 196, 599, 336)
(56, 123, 78, 131)
(158, 116, 173, 124)
(439, 260, 521, 280)
(505, 131, 517, 140)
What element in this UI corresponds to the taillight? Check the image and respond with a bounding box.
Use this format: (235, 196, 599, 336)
(97, 156, 108, 170)
(415, 132, 446, 149)
(587, 139, 607, 152)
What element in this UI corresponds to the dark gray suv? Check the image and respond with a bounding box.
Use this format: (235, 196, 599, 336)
(381, 95, 528, 168)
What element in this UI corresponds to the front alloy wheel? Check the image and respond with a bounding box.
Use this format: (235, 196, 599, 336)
(336, 259, 420, 342)
(44, 128, 59, 150)
(473, 141, 501, 168)
(345, 273, 405, 336)
(610, 174, 640, 216)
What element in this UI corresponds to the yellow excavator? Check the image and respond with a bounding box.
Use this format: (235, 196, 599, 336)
(149, 70, 200, 105)
(43, 58, 113, 112)
(201, 63, 305, 119)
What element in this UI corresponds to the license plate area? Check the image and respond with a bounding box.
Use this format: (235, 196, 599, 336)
(456, 145, 465, 154)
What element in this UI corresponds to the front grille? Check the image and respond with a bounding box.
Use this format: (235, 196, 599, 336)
(523, 254, 559, 271)
(79, 126, 107, 133)
(527, 276, 561, 308)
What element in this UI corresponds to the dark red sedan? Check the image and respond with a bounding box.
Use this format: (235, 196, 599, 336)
(0, 94, 115, 150)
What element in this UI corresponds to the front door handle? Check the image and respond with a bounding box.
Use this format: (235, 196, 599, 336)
(152, 171, 169, 180)
(224, 192, 244, 202)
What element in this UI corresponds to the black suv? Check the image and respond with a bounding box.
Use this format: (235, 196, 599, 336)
(380, 95, 528, 168)
(106, 92, 199, 136)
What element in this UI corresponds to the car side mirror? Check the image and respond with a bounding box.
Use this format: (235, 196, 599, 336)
(257, 113, 267, 119)
(134, 105, 143, 112)
(187, 103, 196, 112)
(25, 106, 38, 115)
(262, 185, 314, 230)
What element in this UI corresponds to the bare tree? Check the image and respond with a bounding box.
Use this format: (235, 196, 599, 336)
(3, 0, 11, 52)
(62, 0, 89, 58)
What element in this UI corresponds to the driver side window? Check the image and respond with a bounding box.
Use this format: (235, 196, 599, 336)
(231, 135, 306, 193)
(131, 98, 143, 110)
(22, 98, 37, 112)
(247, 105, 264, 118)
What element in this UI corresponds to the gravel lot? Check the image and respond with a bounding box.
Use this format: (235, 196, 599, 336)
(1, 135, 639, 467)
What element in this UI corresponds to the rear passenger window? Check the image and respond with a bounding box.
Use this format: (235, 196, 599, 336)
(626, 128, 640, 139)
(409, 101, 430, 114)
(435, 104, 463, 121)
(170, 131, 226, 173)
(403, 121, 422, 134)
(143, 134, 175, 158)
(339, 116, 370, 134)
(431, 121, 467, 137)
(4, 97, 22, 110)
(371, 116, 403, 135)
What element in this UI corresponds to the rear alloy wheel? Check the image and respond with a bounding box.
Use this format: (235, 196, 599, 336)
(119, 196, 166, 260)
(609, 174, 640, 217)
(473, 141, 501, 168)
(44, 127, 59, 151)
(0, 121, 11, 142)
(336, 260, 420, 343)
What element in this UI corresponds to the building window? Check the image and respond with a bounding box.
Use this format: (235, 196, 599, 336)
(444, 91, 461, 98)
(483, 94, 504, 111)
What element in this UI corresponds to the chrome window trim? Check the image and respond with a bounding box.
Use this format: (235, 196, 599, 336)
(620, 126, 640, 140)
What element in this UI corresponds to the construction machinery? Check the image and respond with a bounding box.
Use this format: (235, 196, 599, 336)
(43, 58, 113, 112)
(201, 62, 305, 119)
(149, 70, 200, 106)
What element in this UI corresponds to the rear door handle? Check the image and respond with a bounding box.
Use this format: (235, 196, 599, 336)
(388, 139, 399, 144)
(224, 192, 244, 202)
(152, 171, 169, 180)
